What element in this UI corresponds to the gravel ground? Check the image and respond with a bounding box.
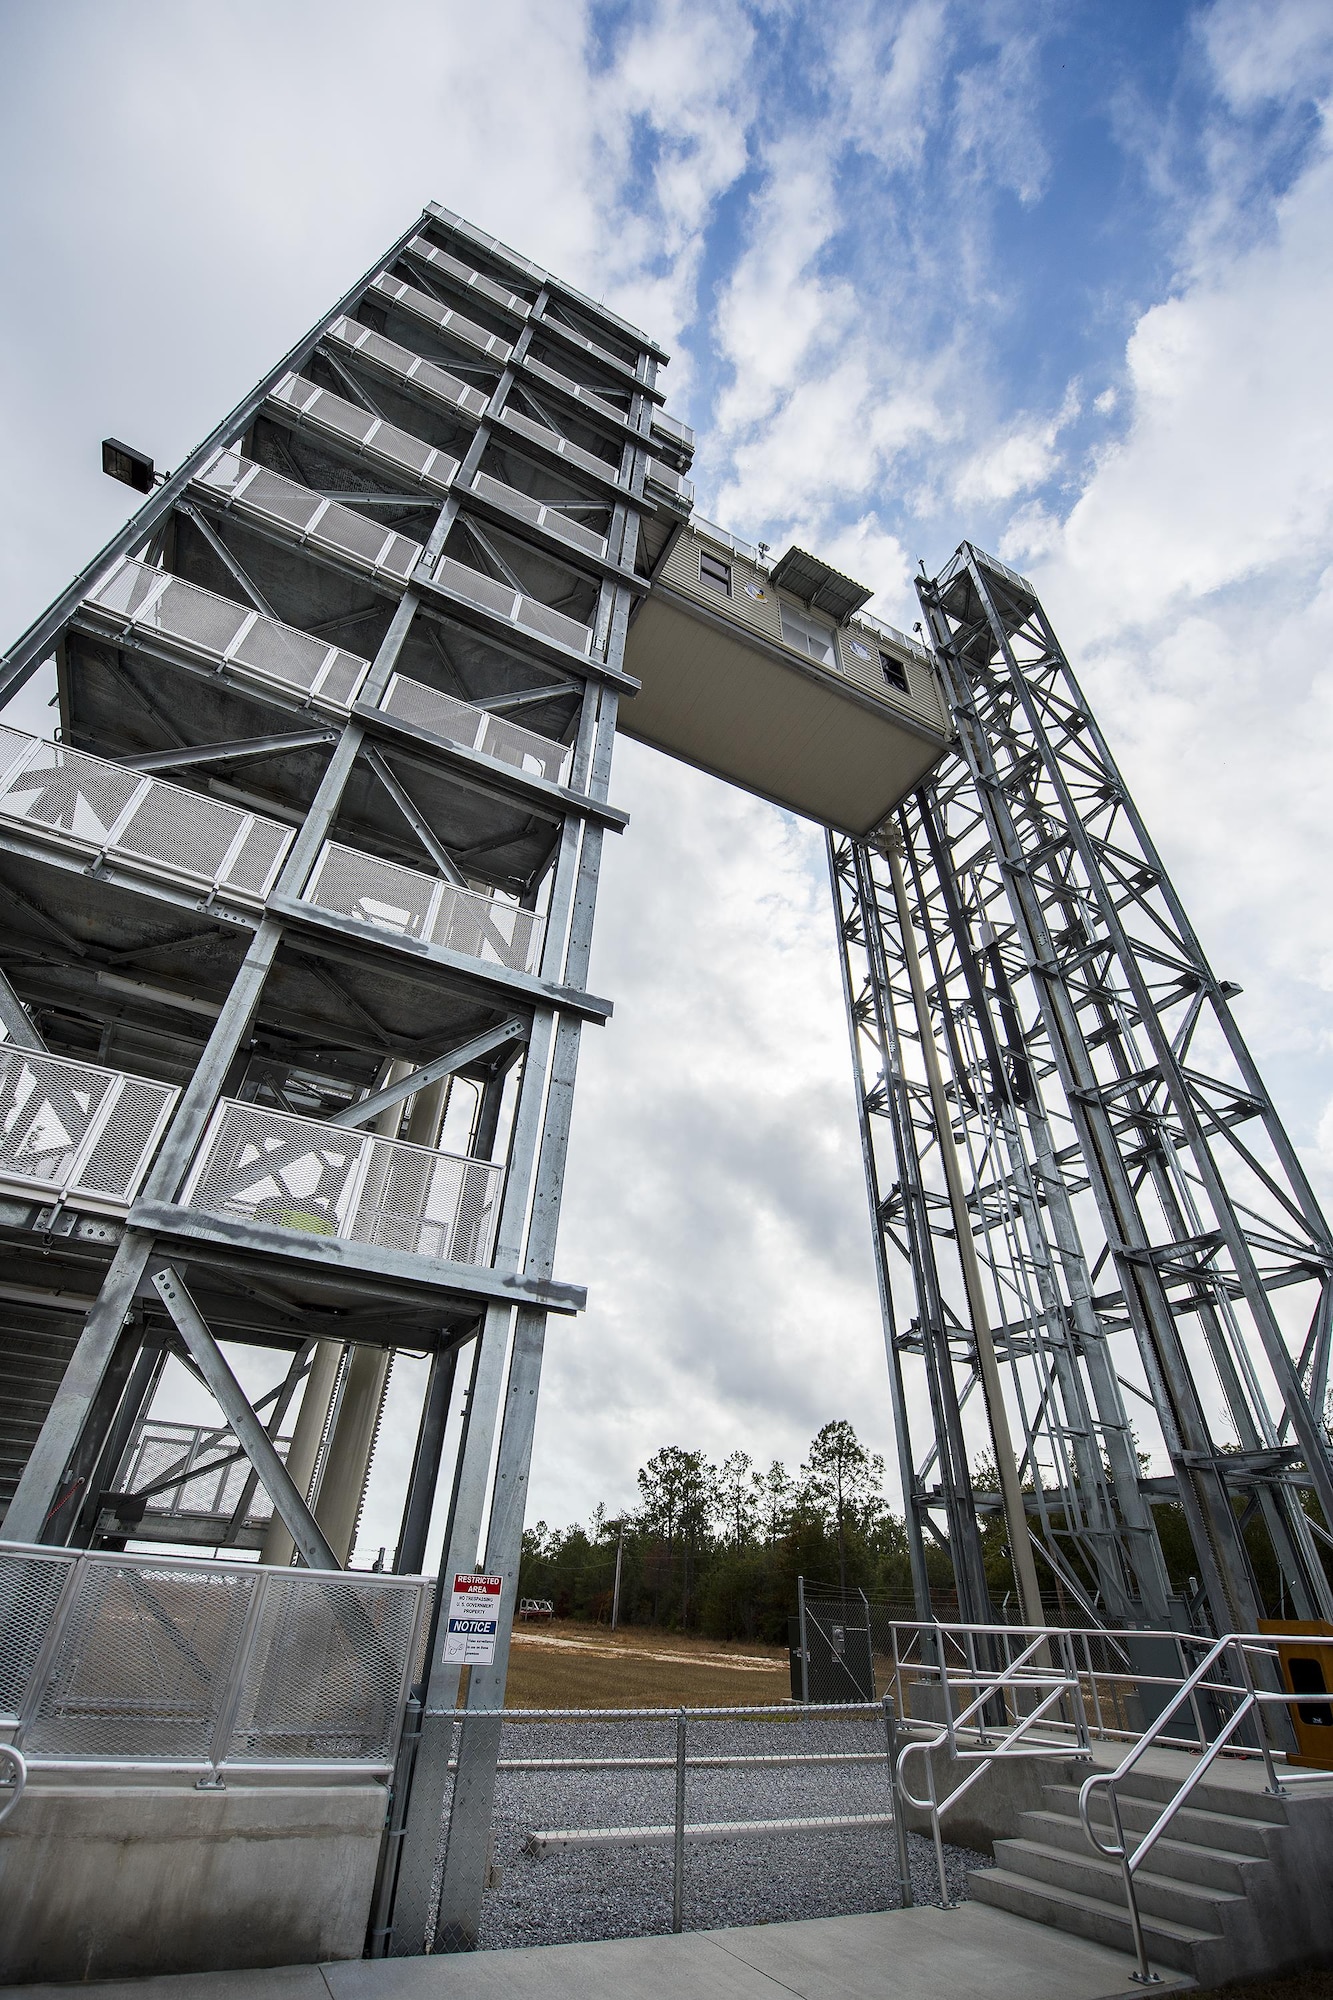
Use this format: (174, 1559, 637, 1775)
(433, 1712, 986, 1952)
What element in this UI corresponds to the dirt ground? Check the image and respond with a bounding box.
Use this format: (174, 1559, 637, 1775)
(503, 1618, 791, 1709)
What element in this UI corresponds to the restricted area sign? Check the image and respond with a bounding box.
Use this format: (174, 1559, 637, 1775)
(442, 1572, 502, 1665)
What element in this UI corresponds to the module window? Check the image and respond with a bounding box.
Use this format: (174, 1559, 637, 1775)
(699, 550, 732, 596)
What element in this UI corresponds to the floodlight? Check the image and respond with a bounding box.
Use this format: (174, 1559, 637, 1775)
(101, 438, 155, 493)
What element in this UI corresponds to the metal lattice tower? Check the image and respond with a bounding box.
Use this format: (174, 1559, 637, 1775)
(831, 542, 1333, 1639)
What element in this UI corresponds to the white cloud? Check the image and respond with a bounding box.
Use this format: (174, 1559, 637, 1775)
(954, 382, 1080, 505)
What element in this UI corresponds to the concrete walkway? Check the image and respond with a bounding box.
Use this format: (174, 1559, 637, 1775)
(4, 1904, 1192, 2000)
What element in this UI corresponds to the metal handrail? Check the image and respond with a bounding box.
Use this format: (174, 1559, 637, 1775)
(0, 1744, 26, 1825)
(896, 1628, 1090, 1904)
(1076, 1632, 1287, 1985)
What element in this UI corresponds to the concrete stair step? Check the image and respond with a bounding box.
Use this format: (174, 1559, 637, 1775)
(1106, 1766, 1289, 1825)
(1041, 1783, 1280, 1857)
(994, 1836, 1244, 1931)
(969, 1864, 1221, 1976)
(1019, 1807, 1256, 1891)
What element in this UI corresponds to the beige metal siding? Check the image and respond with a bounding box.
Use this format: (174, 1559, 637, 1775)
(660, 528, 783, 644)
(835, 626, 949, 732)
(660, 527, 950, 732)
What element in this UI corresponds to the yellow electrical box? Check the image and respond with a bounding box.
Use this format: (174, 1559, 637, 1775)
(1258, 1620, 1333, 1768)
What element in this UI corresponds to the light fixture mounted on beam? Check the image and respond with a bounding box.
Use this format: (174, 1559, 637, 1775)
(101, 437, 157, 493)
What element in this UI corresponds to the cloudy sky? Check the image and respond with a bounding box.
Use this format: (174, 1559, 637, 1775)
(2, 0, 1332, 1561)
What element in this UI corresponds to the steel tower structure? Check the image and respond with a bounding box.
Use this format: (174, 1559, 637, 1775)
(831, 544, 1333, 1641)
(1, 206, 1331, 1957)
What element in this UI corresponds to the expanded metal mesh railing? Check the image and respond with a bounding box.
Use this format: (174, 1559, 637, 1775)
(406, 234, 531, 319)
(0, 725, 293, 903)
(83, 559, 371, 709)
(324, 316, 491, 422)
(0, 1543, 428, 1778)
(469, 470, 609, 561)
(194, 448, 422, 586)
(268, 373, 459, 493)
(379, 671, 571, 784)
(303, 839, 546, 972)
(370, 272, 514, 364)
(0, 1044, 177, 1211)
(522, 357, 629, 433)
(430, 552, 595, 656)
(114, 1418, 292, 1527)
(180, 1098, 503, 1264)
(499, 407, 624, 490)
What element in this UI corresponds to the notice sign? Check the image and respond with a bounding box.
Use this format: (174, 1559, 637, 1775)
(443, 1572, 502, 1665)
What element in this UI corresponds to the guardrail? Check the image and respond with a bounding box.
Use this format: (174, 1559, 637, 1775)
(113, 1417, 293, 1530)
(396, 1699, 916, 1953)
(180, 1097, 503, 1264)
(268, 373, 459, 494)
(83, 559, 372, 710)
(0, 1542, 428, 1786)
(0, 1043, 177, 1212)
(302, 838, 546, 973)
(0, 722, 293, 905)
(194, 448, 423, 587)
(1077, 1632, 1333, 1984)
(379, 670, 572, 784)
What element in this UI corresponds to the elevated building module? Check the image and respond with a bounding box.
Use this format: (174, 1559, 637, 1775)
(625, 520, 950, 835)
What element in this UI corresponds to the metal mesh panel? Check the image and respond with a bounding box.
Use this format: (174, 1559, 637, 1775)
(409, 237, 530, 317)
(0, 1046, 175, 1205)
(326, 317, 491, 420)
(523, 357, 625, 429)
(513, 596, 595, 655)
(23, 1561, 257, 1760)
(370, 273, 513, 362)
(351, 1144, 499, 1262)
(0, 1551, 75, 1721)
(432, 882, 544, 973)
(471, 471, 607, 560)
(304, 841, 439, 940)
(502, 408, 622, 486)
(194, 450, 422, 583)
(0, 738, 142, 843)
(182, 1101, 364, 1235)
(73, 1072, 178, 1201)
(379, 672, 570, 783)
(180, 1100, 503, 1265)
(117, 1421, 283, 1524)
(433, 555, 518, 623)
(225, 1573, 419, 1763)
(303, 840, 545, 972)
(114, 777, 288, 898)
(432, 556, 593, 657)
(0, 703, 294, 900)
(229, 609, 366, 707)
(269, 374, 456, 491)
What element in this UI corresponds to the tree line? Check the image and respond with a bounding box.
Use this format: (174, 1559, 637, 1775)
(518, 1420, 960, 1644)
(519, 1417, 1322, 1642)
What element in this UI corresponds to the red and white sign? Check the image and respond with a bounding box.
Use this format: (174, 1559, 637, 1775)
(443, 1572, 502, 1665)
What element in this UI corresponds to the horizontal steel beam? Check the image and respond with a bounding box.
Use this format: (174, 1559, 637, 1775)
(131, 1200, 588, 1314)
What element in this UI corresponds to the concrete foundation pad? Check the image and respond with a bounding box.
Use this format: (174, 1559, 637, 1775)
(3, 1904, 1192, 2000)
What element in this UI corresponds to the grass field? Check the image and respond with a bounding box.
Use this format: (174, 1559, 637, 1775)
(504, 1619, 791, 1709)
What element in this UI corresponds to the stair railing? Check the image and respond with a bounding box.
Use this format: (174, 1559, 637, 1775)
(897, 1627, 1090, 1906)
(1077, 1633, 1280, 1986)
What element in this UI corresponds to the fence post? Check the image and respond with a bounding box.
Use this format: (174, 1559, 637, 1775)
(883, 1694, 913, 1908)
(202, 1568, 271, 1784)
(797, 1575, 809, 1704)
(673, 1708, 687, 1933)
